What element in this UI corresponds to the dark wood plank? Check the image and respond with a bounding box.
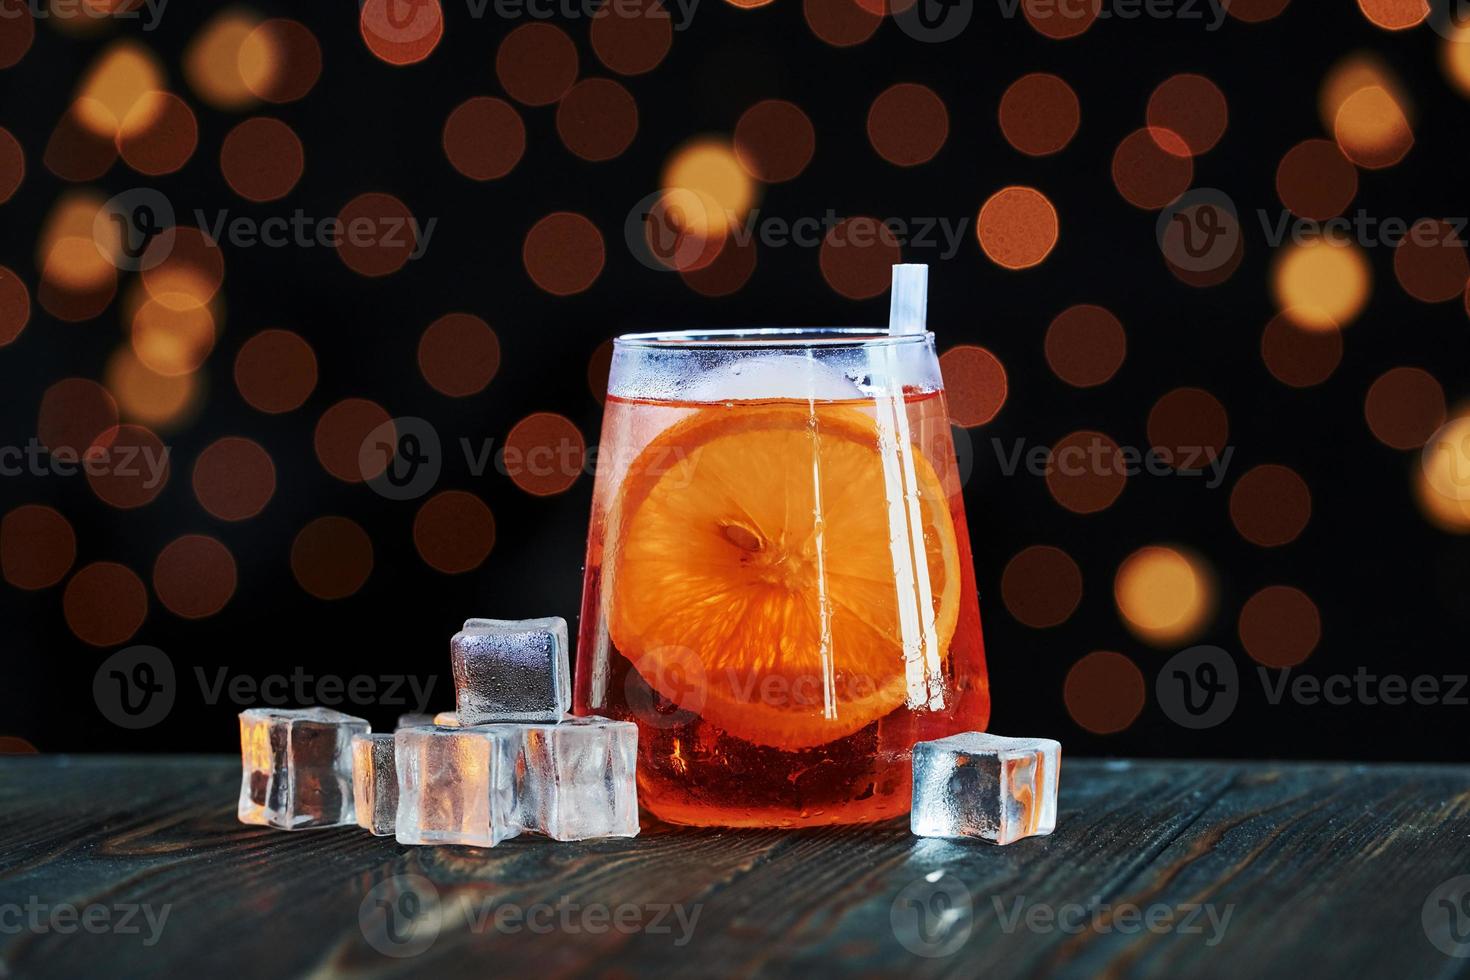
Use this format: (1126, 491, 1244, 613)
(0, 758, 1467, 979)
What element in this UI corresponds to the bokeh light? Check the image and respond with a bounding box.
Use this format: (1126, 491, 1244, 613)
(1064, 652, 1145, 735)
(1002, 545, 1082, 628)
(1365, 367, 1445, 449)
(504, 412, 586, 496)
(1024, 0, 1097, 38)
(1, 505, 76, 590)
(0, 0, 34, 69)
(588, 339, 614, 403)
(1147, 387, 1228, 464)
(1230, 464, 1312, 547)
(1045, 304, 1125, 387)
(681, 235, 757, 297)
(1272, 237, 1372, 329)
(939, 345, 1007, 427)
(292, 517, 374, 600)
(734, 100, 814, 182)
(315, 398, 392, 483)
(556, 79, 638, 163)
(142, 226, 225, 309)
(1444, 24, 1470, 96)
(86, 423, 170, 508)
(38, 378, 117, 456)
(359, 0, 443, 66)
(977, 186, 1058, 270)
(590, 0, 672, 75)
(220, 117, 304, 202)
(1239, 586, 1320, 668)
(804, 0, 881, 47)
(663, 138, 757, 231)
(819, 216, 900, 299)
(105, 347, 199, 427)
(1393, 219, 1469, 303)
(153, 534, 237, 619)
(1046, 430, 1127, 514)
(1146, 74, 1227, 155)
(1261, 310, 1343, 387)
(1334, 84, 1413, 169)
(523, 212, 606, 296)
(63, 561, 147, 646)
(44, 99, 118, 182)
(76, 42, 164, 137)
(497, 23, 578, 106)
(419, 313, 501, 397)
(443, 97, 525, 181)
(241, 19, 322, 103)
(116, 92, 198, 176)
(414, 491, 496, 574)
(130, 294, 215, 376)
(336, 193, 418, 278)
(38, 235, 116, 322)
(867, 83, 948, 167)
(0, 126, 21, 203)
(1112, 127, 1192, 210)
(187, 11, 268, 108)
(1226, 0, 1291, 20)
(235, 329, 317, 413)
(0, 266, 30, 346)
(998, 73, 1080, 157)
(1276, 139, 1357, 221)
(193, 436, 277, 521)
(1114, 545, 1214, 646)
(1356, 0, 1428, 30)
(1418, 414, 1470, 532)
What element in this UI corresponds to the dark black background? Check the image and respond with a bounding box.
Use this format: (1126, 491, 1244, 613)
(1, 0, 1466, 759)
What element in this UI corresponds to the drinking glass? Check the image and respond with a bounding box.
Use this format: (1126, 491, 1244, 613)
(575, 328, 989, 827)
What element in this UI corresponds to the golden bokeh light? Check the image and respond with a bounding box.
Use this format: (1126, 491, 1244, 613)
(444, 97, 526, 180)
(64, 561, 148, 647)
(1334, 84, 1414, 168)
(1443, 24, 1470, 96)
(1002, 545, 1082, 628)
(867, 83, 949, 167)
(998, 73, 1080, 157)
(76, 42, 164, 137)
(1115, 546, 1214, 646)
(1271, 237, 1372, 329)
(1045, 304, 1126, 387)
(977, 186, 1059, 269)
(131, 294, 216, 376)
(414, 490, 496, 574)
(1418, 413, 1470, 532)
(1, 505, 76, 591)
(939, 345, 1007, 427)
(142, 226, 225, 310)
(663, 138, 757, 228)
(523, 212, 606, 296)
(154, 534, 237, 619)
(1064, 652, 1145, 735)
(105, 346, 199, 427)
(186, 11, 267, 109)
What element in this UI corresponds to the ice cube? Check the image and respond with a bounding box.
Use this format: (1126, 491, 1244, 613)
(394, 726, 521, 847)
(685, 353, 865, 402)
(238, 707, 369, 830)
(910, 732, 1060, 844)
(396, 713, 436, 729)
(432, 711, 462, 727)
(451, 617, 570, 724)
(519, 715, 639, 841)
(352, 733, 397, 836)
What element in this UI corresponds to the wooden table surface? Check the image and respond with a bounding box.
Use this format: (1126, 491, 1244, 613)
(2, 757, 1468, 979)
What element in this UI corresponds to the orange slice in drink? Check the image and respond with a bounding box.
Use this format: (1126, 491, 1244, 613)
(606, 402, 962, 750)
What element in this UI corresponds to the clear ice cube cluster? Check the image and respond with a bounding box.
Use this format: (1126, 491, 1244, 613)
(910, 732, 1060, 845)
(238, 617, 639, 844)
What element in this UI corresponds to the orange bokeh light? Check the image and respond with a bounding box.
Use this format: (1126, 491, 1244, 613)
(504, 413, 587, 496)
(1146, 73, 1228, 155)
(1114, 545, 1214, 646)
(194, 436, 277, 521)
(1045, 304, 1125, 387)
(497, 23, 578, 106)
(360, 0, 443, 66)
(1, 505, 76, 591)
(556, 79, 639, 163)
(292, 517, 374, 600)
(414, 490, 496, 574)
(64, 561, 148, 646)
(235, 329, 318, 414)
(444, 97, 526, 180)
(154, 534, 237, 619)
(1230, 464, 1312, 547)
(735, 100, 815, 183)
(939, 345, 1007, 427)
(523, 212, 606, 296)
(1064, 651, 1145, 735)
(998, 73, 1080, 157)
(867, 83, 949, 167)
(1272, 238, 1372, 329)
(221, 117, 304, 202)
(419, 313, 501, 397)
(1002, 545, 1082, 628)
(977, 186, 1059, 269)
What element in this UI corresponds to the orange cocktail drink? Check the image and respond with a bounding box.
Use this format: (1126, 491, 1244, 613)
(575, 329, 989, 827)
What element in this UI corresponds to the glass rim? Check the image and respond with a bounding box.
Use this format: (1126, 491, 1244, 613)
(614, 327, 933, 350)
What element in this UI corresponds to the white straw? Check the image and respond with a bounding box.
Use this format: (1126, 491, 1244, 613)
(888, 264, 928, 335)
